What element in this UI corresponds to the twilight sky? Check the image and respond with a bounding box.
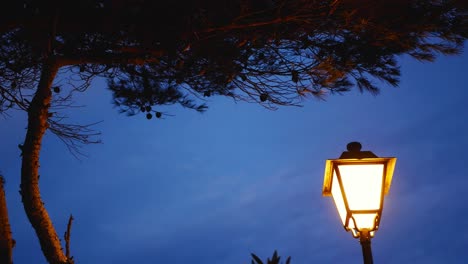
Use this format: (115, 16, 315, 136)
(1, 47, 468, 264)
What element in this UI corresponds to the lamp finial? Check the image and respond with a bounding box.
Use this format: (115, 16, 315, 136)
(347, 142, 362, 152)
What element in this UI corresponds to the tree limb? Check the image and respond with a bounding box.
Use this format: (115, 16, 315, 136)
(20, 57, 68, 264)
(0, 174, 14, 264)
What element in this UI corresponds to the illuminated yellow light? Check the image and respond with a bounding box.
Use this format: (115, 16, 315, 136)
(353, 213, 378, 230)
(331, 170, 347, 226)
(330, 164, 385, 231)
(338, 164, 384, 211)
(322, 150, 396, 238)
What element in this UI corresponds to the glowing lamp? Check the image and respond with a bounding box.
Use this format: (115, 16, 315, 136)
(322, 142, 396, 264)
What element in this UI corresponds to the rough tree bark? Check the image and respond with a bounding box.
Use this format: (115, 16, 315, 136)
(20, 57, 70, 264)
(0, 174, 14, 264)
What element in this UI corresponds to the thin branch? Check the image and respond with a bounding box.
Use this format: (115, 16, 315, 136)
(58, 52, 163, 67)
(48, 118, 102, 159)
(64, 214, 74, 263)
(199, 16, 297, 34)
(0, 85, 29, 111)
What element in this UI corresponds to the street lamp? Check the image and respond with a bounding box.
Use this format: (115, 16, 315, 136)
(322, 142, 396, 264)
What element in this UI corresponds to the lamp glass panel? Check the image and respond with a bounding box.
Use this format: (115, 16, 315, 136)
(331, 170, 347, 226)
(352, 213, 378, 230)
(338, 164, 384, 211)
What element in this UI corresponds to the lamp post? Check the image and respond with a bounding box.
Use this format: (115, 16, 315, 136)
(322, 142, 396, 264)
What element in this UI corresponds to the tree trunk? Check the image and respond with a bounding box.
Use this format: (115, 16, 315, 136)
(0, 175, 14, 264)
(20, 57, 68, 264)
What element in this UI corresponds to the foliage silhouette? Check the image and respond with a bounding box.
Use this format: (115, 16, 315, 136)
(251, 250, 291, 264)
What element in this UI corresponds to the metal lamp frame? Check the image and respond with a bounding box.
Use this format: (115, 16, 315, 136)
(322, 142, 397, 264)
(323, 157, 396, 237)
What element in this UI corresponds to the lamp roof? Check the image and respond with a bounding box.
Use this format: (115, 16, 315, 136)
(322, 142, 396, 196)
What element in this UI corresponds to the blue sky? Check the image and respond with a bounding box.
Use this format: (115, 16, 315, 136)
(1, 48, 468, 264)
